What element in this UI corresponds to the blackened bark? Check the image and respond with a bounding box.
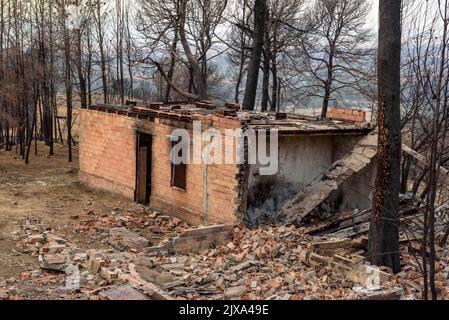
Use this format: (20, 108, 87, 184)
(261, 54, 270, 112)
(64, 29, 73, 163)
(234, 54, 245, 103)
(86, 32, 93, 108)
(165, 28, 178, 103)
(321, 46, 335, 119)
(261, 9, 271, 112)
(76, 29, 87, 109)
(242, 0, 266, 110)
(96, 0, 108, 104)
(270, 30, 278, 112)
(368, 0, 402, 274)
(322, 85, 331, 119)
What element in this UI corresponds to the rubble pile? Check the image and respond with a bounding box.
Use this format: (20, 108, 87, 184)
(151, 225, 449, 300)
(2, 205, 449, 300)
(272, 131, 378, 225)
(74, 210, 190, 242)
(395, 248, 449, 299)
(0, 210, 193, 300)
(304, 195, 432, 240)
(142, 225, 369, 300)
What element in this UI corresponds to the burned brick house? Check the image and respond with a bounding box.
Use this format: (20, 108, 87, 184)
(78, 103, 377, 226)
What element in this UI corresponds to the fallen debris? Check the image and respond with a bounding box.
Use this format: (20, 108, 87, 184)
(224, 286, 247, 299)
(357, 287, 404, 300)
(303, 196, 444, 244)
(0, 288, 9, 300)
(303, 237, 392, 287)
(119, 264, 173, 300)
(108, 227, 150, 253)
(402, 144, 449, 176)
(40, 254, 67, 272)
(7, 201, 449, 301)
(99, 285, 150, 301)
(272, 131, 378, 224)
(171, 225, 230, 254)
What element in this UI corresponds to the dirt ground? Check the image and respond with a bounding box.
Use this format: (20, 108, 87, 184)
(0, 143, 150, 299)
(2, 142, 449, 301)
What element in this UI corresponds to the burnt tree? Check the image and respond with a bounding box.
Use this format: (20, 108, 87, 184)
(242, 0, 267, 110)
(368, 0, 402, 273)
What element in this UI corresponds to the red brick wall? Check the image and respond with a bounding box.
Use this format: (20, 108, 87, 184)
(78, 109, 242, 225)
(149, 117, 241, 225)
(79, 110, 136, 199)
(327, 107, 367, 123)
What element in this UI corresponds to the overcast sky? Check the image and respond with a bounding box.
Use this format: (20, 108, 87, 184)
(370, 0, 379, 28)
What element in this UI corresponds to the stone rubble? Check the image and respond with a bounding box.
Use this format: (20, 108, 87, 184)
(2, 208, 449, 300)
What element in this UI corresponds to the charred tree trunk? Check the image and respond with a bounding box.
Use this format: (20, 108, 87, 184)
(76, 28, 87, 109)
(321, 46, 335, 119)
(261, 9, 271, 112)
(63, 26, 73, 163)
(270, 36, 278, 112)
(96, 0, 108, 104)
(234, 44, 246, 103)
(165, 29, 178, 103)
(86, 30, 93, 107)
(368, 0, 402, 274)
(242, 0, 266, 110)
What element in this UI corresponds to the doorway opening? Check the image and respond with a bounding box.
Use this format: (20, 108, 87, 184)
(136, 132, 152, 205)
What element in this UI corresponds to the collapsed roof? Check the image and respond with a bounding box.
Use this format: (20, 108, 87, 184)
(88, 102, 373, 136)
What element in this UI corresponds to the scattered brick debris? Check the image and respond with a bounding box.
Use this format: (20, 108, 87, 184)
(99, 285, 149, 301)
(7, 206, 449, 300)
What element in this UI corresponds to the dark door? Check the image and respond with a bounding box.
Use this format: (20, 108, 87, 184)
(136, 132, 152, 204)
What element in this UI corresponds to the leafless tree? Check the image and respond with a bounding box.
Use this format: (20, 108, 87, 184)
(400, 0, 449, 300)
(225, 0, 252, 104)
(262, 0, 305, 111)
(298, 0, 373, 118)
(137, 0, 227, 101)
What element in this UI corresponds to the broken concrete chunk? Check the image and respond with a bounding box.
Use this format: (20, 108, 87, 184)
(224, 286, 246, 299)
(161, 264, 185, 271)
(135, 265, 184, 290)
(27, 234, 45, 244)
(65, 264, 81, 291)
(99, 285, 149, 300)
(171, 225, 230, 254)
(230, 261, 252, 272)
(123, 264, 173, 300)
(313, 238, 351, 251)
(360, 287, 404, 300)
(108, 227, 150, 253)
(48, 244, 66, 254)
(181, 225, 228, 237)
(46, 234, 67, 244)
(86, 257, 102, 275)
(266, 294, 292, 300)
(40, 254, 67, 272)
